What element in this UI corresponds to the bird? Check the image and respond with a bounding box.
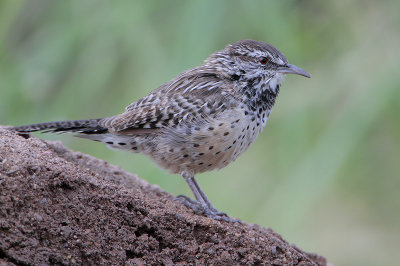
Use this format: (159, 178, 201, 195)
(12, 39, 310, 222)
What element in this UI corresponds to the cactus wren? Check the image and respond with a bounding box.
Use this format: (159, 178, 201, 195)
(12, 40, 310, 222)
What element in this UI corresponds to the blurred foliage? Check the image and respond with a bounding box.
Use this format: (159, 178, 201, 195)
(1, 0, 400, 265)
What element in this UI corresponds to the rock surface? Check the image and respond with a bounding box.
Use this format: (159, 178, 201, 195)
(0, 128, 326, 265)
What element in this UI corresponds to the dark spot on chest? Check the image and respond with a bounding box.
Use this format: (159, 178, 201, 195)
(231, 74, 240, 81)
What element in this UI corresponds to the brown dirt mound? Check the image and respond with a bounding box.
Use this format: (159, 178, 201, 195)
(0, 128, 326, 265)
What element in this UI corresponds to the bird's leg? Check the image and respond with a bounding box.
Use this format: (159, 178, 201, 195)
(176, 171, 238, 222)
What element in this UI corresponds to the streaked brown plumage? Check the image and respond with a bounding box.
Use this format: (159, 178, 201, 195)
(12, 40, 310, 222)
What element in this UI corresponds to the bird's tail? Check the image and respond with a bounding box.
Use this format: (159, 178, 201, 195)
(12, 119, 107, 134)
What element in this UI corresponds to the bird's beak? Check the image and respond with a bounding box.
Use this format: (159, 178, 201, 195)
(277, 63, 310, 78)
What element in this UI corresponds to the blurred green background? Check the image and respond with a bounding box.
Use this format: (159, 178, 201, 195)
(1, 0, 399, 265)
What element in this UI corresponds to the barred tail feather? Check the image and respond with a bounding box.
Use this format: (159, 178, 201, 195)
(12, 119, 107, 134)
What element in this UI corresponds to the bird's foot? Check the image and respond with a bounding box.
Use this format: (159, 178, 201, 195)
(175, 195, 239, 223)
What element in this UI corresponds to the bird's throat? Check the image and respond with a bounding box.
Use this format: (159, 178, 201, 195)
(240, 74, 281, 113)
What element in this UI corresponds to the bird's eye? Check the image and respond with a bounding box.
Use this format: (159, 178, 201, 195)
(259, 57, 269, 65)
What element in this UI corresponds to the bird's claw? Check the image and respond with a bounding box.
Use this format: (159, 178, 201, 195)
(175, 195, 239, 223)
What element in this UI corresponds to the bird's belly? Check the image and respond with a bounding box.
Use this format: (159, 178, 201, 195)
(141, 110, 270, 175)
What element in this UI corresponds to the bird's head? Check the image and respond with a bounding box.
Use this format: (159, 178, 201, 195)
(205, 39, 310, 93)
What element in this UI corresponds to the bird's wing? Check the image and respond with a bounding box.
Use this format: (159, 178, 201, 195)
(100, 69, 234, 133)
